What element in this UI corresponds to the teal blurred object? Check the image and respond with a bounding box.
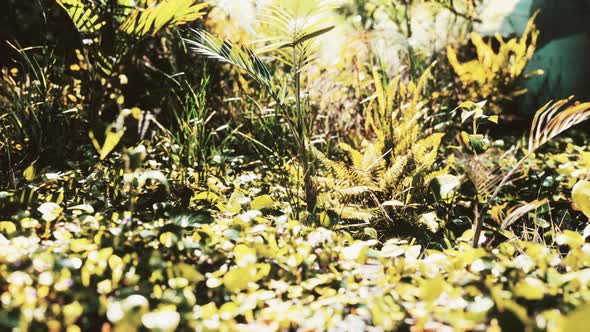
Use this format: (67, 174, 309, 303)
(484, 0, 590, 111)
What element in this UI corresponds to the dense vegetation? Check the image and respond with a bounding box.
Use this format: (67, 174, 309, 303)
(2, 0, 590, 331)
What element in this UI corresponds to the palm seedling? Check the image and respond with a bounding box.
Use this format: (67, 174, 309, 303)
(183, 0, 336, 216)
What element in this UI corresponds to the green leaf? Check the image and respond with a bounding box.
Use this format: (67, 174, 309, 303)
(573, 180, 590, 219)
(514, 277, 545, 300)
(37, 202, 63, 222)
(562, 303, 590, 331)
(461, 109, 476, 123)
(457, 101, 475, 110)
(141, 309, 181, 331)
(555, 230, 585, 249)
(319, 211, 331, 227)
(89, 125, 126, 160)
(432, 174, 462, 201)
(23, 165, 35, 181)
(341, 241, 370, 263)
(159, 232, 178, 248)
(233, 244, 257, 267)
(280, 25, 335, 48)
(0, 221, 16, 234)
(420, 277, 445, 302)
(250, 195, 275, 210)
(417, 212, 441, 233)
(223, 264, 256, 293)
(364, 227, 378, 240)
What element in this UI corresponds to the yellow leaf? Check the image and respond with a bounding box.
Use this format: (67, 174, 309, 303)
(0, 221, 16, 234)
(159, 232, 178, 248)
(514, 277, 545, 300)
(562, 303, 590, 332)
(555, 230, 585, 249)
(250, 195, 275, 210)
(23, 165, 36, 181)
(572, 180, 590, 219)
(233, 244, 257, 267)
(420, 277, 445, 302)
(223, 264, 256, 293)
(63, 301, 84, 325)
(89, 125, 126, 160)
(319, 211, 331, 227)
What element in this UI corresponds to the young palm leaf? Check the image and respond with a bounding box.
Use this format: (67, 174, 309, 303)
(256, 1, 336, 70)
(120, 0, 208, 39)
(528, 97, 590, 153)
(183, 29, 273, 87)
(56, 0, 105, 34)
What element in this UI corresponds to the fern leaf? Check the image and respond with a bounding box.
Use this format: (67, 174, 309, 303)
(412, 133, 445, 169)
(336, 206, 376, 222)
(381, 155, 408, 190)
(336, 186, 373, 197)
(339, 142, 365, 170)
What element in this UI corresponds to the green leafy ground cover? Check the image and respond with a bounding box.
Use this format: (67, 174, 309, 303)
(1, 143, 590, 331)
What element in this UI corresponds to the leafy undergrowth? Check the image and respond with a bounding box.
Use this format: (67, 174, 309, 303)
(1, 146, 590, 332)
(4, 0, 590, 331)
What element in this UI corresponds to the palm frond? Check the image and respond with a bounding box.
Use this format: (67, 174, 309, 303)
(255, 0, 336, 70)
(184, 29, 273, 87)
(501, 199, 548, 230)
(528, 97, 590, 153)
(120, 0, 207, 39)
(56, 0, 105, 34)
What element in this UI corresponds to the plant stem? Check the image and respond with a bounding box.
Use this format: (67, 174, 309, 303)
(293, 47, 317, 216)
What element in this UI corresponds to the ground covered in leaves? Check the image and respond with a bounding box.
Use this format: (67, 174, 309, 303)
(2, 148, 590, 332)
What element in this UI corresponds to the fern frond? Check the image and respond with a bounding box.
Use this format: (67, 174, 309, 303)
(336, 186, 373, 197)
(412, 133, 445, 169)
(412, 61, 436, 105)
(339, 142, 365, 170)
(372, 68, 387, 118)
(381, 155, 409, 190)
(528, 98, 590, 154)
(313, 176, 352, 190)
(336, 206, 376, 222)
(184, 29, 273, 87)
(313, 147, 377, 189)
